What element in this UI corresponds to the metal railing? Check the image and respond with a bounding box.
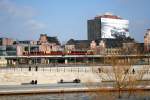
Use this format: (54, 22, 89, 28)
(0, 67, 97, 73)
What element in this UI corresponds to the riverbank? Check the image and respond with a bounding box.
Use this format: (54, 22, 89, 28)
(0, 84, 150, 95)
(0, 65, 149, 85)
(0, 67, 101, 85)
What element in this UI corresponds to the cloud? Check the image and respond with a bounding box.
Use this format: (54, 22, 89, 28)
(25, 20, 46, 33)
(0, 0, 46, 39)
(0, 0, 35, 19)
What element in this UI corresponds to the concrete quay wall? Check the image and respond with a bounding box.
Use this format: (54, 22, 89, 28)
(0, 67, 101, 85)
(0, 65, 149, 85)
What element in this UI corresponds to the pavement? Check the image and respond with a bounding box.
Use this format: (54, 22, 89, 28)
(0, 82, 150, 95)
(0, 83, 99, 95)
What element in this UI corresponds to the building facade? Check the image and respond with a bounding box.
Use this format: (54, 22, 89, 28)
(144, 29, 150, 53)
(0, 45, 17, 56)
(90, 40, 106, 55)
(39, 34, 60, 45)
(66, 39, 91, 51)
(38, 34, 61, 52)
(0, 38, 14, 46)
(87, 12, 129, 40)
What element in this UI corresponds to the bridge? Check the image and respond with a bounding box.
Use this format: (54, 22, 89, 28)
(0, 54, 150, 65)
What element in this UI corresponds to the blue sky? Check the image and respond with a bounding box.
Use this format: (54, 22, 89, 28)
(0, 0, 150, 43)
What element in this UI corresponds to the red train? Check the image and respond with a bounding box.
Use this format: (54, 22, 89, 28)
(23, 50, 94, 56)
(66, 51, 93, 55)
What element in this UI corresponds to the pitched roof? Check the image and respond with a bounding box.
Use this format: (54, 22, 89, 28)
(47, 36, 60, 45)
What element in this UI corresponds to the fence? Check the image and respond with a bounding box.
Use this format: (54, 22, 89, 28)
(0, 65, 150, 74)
(0, 67, 98, 73)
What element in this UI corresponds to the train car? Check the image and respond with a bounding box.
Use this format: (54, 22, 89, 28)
(46, 51, 63, 55)
(23, 50, 94, 56)
(87, 50, 94, 55)
(23, 51, 45, 56)
(66, 50, 93, 55)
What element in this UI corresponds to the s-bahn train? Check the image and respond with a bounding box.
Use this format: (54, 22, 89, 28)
(23, 50, 94, 56)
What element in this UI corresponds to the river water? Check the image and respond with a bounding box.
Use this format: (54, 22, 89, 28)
(0, 92, 150, 100)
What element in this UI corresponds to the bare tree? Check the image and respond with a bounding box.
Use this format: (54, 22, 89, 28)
(95, 54, 150, 99)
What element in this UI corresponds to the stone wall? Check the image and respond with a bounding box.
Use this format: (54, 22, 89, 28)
(0, 65, 149, 85)
(0, 67, 101, 85)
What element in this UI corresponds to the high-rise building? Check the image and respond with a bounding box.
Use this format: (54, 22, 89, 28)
(144, 29, 150, 52)
(87, 12, 130, 40)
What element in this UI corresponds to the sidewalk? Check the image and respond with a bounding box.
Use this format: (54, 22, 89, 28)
(0, 84, 150, 95)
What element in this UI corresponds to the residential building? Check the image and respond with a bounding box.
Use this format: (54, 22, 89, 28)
(98, 40, 106, 54)
(39, 43, 60, 53)
(39, 34, 60, 45)
(14, 40, 37, 45)
(144, 29, 150, 53)
(90, 40, 106, 55)
(66, 39, 91, 50)
(90, 40, 97, 49)
(38, 34, 61, 53)
(13, 40, 38, 56)
(0, 38, 14, 46)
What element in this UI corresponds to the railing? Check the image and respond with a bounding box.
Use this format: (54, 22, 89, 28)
(2, 63, 106, 68)
(0, 66, 150, 75)
(2, 54, 150, 58)
(0, 67, 98, 73)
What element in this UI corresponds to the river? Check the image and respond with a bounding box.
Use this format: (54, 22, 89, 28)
(0, 91, 150, 100)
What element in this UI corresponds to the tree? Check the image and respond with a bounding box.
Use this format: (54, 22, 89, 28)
(95, 54, 149, 99)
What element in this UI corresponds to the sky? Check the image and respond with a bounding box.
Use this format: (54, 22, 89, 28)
(0, 0, 150, 43)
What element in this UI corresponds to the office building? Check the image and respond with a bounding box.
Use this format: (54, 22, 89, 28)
(87, 12, 130, 40)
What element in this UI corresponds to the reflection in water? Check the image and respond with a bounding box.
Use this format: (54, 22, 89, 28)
(0, 92, 150, 100)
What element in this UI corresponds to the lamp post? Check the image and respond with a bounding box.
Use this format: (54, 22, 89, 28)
(74, 50, 77, 67)
(28, 44, 30, 65)
(36, 48, 38, 65)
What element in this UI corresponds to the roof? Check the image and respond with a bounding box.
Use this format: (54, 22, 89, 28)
(92, 36, 135, 48)
(66, 39, 91, 45)
(66, 39, 91, 50)
(47, 36, 60, 45)
(94, 13, 122, 20)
